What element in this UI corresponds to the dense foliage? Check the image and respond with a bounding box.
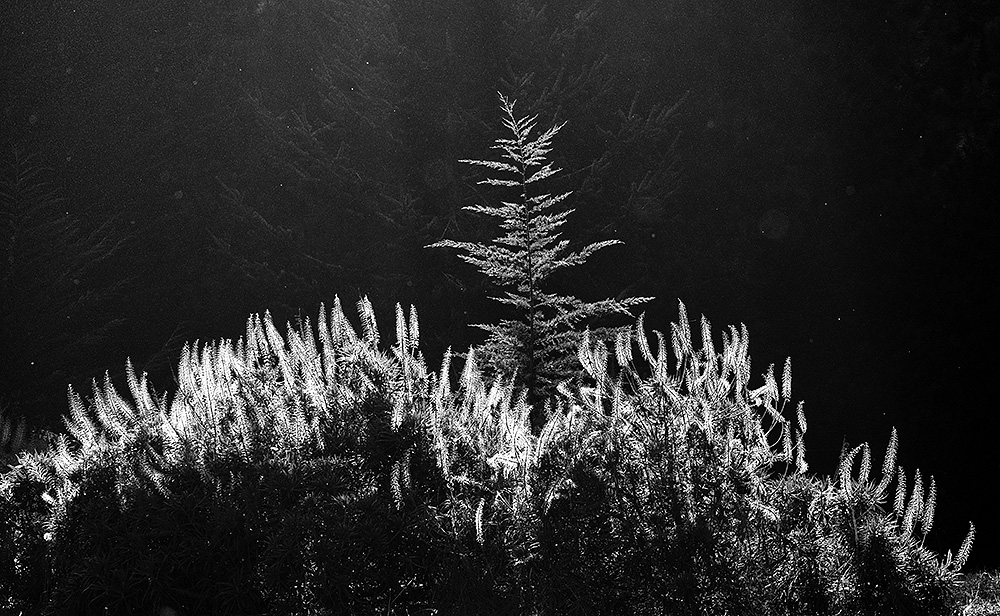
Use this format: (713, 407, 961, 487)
(0, 298, 973, 615)
(2, 0, 689, 434)
(2, 1, 993, 604)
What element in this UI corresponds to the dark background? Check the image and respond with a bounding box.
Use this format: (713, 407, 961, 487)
(2, 0, 997, 571)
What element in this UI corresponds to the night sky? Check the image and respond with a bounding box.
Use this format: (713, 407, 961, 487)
(2, 0, 998, 571)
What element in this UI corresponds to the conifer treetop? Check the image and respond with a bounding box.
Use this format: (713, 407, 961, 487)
(428, 93, 649, 418)
(432, 93, 621, 290)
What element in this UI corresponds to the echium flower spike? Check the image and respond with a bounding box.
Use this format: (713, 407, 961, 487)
(953, 522, 975, 571)
(700, 314, 714, 371)
(674, 300, 691, 363)
(921, 476, 937, 537)
(903, 469, 924, 534)
(876, 428, 898, 497)
(408, 305, 419, 348)
(857, 443, 871, 488)
(782, 424, 793, 465)
(794, 426, 808, 474)
(894, 466, 907, 517)
(475, 498, 486, 545)
(781, 356, 792, 400)
(635, 313, 654, 364)
(838, 444, 860, 494)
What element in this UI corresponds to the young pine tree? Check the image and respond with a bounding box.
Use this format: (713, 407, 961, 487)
(428, 93, 649, 429)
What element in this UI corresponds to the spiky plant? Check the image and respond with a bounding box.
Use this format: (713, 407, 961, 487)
(0, 297, 977, 615)
(0, 298, 456, 614)
(511, 300, 977, 615)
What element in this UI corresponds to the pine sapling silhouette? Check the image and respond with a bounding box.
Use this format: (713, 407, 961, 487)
(428, 93, 649, 428)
